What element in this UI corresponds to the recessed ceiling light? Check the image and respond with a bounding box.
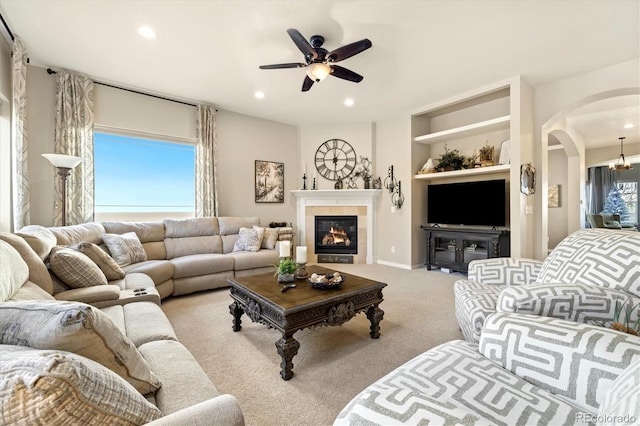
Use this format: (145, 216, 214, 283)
(138, 26, 157, 39)
(254, 91, 265, 99)
(344, 98, 354, 107)
(624, 123, 634, 129)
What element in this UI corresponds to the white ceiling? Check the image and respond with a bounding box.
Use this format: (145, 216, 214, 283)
(1, 0, 639, 145)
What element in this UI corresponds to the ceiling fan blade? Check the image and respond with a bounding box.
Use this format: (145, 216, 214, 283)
(301, 76, 314, 92)
(329, 65, 364, 83)
(287, 28, 317, 60)
(259, 63, 307, 69)
(327, 39, 372, 62)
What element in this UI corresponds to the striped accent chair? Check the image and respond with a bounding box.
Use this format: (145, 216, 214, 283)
(454, 229, 640, 343)
(335, 312, 640, 425)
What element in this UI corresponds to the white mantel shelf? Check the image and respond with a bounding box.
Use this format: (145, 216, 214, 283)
(291, 189, 382, 264)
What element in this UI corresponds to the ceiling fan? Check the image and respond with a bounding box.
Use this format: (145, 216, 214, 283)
(259, 28, 372, 92)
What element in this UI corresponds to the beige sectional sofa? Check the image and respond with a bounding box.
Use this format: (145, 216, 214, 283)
(0, 216, 291, 425)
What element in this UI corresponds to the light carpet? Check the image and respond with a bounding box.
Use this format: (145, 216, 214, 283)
(161, 263, 464, 426)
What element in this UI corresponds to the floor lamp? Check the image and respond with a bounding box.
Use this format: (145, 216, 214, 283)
(42, 153, 82, 226)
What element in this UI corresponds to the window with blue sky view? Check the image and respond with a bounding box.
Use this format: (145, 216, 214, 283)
(94, 133, 195, 214)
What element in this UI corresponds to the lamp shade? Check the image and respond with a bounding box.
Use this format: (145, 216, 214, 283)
(42, 153, 82, 169)
(306, 63, 331, 82)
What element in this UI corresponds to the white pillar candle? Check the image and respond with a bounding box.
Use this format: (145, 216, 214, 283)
(296, 246, 307, 263)
(279, 240, 291, 257)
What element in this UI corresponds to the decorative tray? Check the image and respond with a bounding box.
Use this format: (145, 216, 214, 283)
(307, 272, 344, 290)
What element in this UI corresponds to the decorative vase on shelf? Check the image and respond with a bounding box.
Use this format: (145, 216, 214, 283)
(277, 273, 295, 283)
(364, 178, 371, 189)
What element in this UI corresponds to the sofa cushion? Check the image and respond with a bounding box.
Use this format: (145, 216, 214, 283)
(15, 224, 57, 260)
(103, 232, 148, 267)
(170, 254, 234, 279)
(138, 340, 219, 415)
(0, 232, 53, 294)
(49, 246, 108, 288)
(123, 260, 174, 286)
(259, 226, 279, 250)
(218, 216, 261, 236)
(334, 339, 580, 426)
(232, 226, 264, 252)
(0, 345, 162, 425)
(163, 217, 219, 238)
(597, 357, 640, 424)
(229, 250, 279, 272)
(537, 229, 640, 297)
(0, 300, 161, 394)
(101, 302, 178, 347)
(480, 312, 640, 413)
(0, 240, 30, 301)
(70, 242, 125, 280)
(9, 281, 56, 301)
(47, 222, 106, 246)
(103, 221, 167, 260)
(453, 279, 505, 344)
(165, 235, 223, 258)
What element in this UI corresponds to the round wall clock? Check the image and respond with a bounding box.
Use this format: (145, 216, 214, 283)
(314, 139, 357, 181)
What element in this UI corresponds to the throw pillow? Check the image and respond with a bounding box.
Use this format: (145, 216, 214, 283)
(72, 242, 125, 280)
(232, 226, 265, 252)
(15, 225, 57, 261)
(0, 345, 162, 424)
(0, 240, 29, 302)
(258, 226, 279, 250)
(0, 232, 54, 295)
(0, 300, 161, 395)
(102, 232, 147, 267)
(48, 246, 108, 288)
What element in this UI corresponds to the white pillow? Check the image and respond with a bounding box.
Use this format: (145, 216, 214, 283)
(232, 226, 265, 252)
(102, 232, 147, 267)
(0, 240, 29, 302)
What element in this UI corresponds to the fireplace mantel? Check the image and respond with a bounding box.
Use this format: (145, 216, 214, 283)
(291, 190, 382, 264)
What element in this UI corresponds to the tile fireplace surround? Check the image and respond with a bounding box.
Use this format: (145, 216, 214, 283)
(291, 190, 382, 264)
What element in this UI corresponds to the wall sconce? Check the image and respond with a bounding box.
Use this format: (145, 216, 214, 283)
(392, 180, 404, 209)
(384, 165, 397, 193)
(42, 153, 82, 226)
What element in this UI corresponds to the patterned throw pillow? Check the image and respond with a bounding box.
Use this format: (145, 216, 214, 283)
(0, 300, 161, 395)
(48, 246, 108, 288)
(102, 232, 147, 267)
(0, 345, 162, 424)
(258, 226, 279, 250)
(232, 227, 265, 252)
(71, 242, 125, 280)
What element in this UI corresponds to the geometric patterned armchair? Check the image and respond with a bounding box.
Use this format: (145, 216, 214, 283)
(454, 229, 640, 343)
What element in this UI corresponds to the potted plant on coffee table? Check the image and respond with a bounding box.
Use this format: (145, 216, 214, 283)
(274, 258, 297, 283)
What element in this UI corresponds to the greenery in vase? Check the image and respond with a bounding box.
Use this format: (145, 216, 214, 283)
(589, 296, 640, 336)
(274, 258, 297, 277)
(435, 145, 467, 171)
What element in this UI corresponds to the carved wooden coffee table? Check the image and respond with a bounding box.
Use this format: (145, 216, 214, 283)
(228, 265, 386, 380)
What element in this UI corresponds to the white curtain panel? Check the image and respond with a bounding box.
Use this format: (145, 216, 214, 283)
(195, 105, 218, 217)
(54, 71, 95, 226)
(11, 38, 30, 230)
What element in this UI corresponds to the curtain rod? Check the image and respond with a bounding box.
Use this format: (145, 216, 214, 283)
(46, 67, 205, 108)
(0, 12, 14, 41)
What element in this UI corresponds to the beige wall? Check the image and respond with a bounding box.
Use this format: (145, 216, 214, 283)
(547, 148, 568, 248)
(22, 65, 298, 228)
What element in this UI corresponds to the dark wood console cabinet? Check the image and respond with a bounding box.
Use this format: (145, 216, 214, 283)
(421, 226, 510, 273)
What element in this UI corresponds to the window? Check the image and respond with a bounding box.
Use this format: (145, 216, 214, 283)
(94, 133, 195, 221)
(616, 181, 638, 224)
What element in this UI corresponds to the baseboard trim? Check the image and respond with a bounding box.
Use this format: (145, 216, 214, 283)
(376, 259, 412, 270)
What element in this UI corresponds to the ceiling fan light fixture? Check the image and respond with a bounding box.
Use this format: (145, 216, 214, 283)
(306, 63, 331, 82)
(609, 136, 633, 171)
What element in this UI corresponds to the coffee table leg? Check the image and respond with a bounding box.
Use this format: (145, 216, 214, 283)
(366, 305, 384, 339)
(229, 301, 244, 332)
(275, 333, 300, 381)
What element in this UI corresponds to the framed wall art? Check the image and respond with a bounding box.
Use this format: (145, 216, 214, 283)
(255, 160, 284, 203)
(548, 184, 560, 208)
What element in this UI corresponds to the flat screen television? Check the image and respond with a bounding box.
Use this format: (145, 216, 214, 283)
(427, 179, 507, 227)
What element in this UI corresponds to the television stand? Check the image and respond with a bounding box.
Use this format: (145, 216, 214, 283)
(420, 226, 510, 273)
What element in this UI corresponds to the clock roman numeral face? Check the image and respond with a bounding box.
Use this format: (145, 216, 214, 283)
(314, 139, 358, 181)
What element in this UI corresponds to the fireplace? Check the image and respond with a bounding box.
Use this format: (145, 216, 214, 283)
(315, 215, 358, 255)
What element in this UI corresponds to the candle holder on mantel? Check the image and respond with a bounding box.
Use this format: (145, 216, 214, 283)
(302, 173, 307, 190)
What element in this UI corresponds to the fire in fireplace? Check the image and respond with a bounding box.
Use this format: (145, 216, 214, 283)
(315, 215, 358, 255)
